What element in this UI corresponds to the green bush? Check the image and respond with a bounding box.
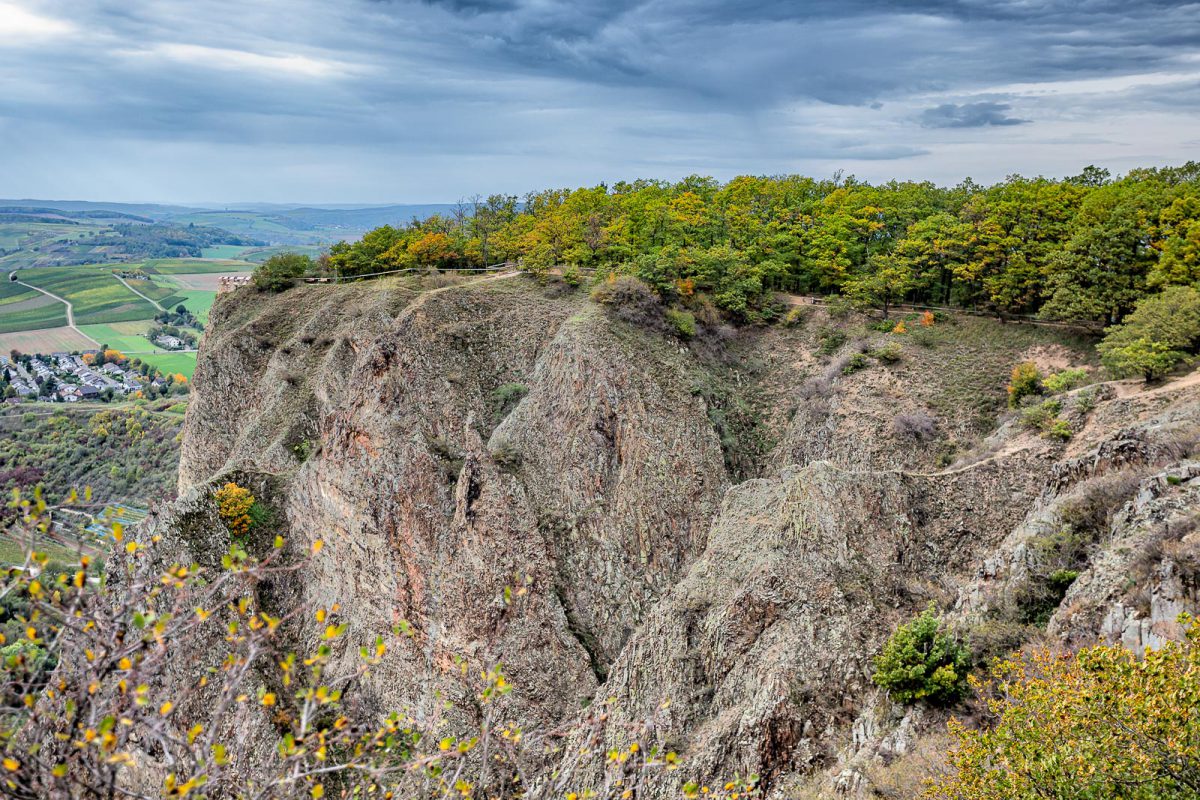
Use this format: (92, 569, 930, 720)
(873, 605, 972, 705)
(491, 382, 528, 424)
(1019, 399, 1060, 431)
(817, 328, 847, 356)
(872, 342, 903, 363)
(1044, 418, 1073, 441)
(252, 252, 313, 292)
(1042, 367, 1089, 394)
(665, 309, 697, 339)
(841, 352, 870, 375)
(1098, 286, 1200, 381)
(781, 306, 810, 328)
(869, 318, 897, 333)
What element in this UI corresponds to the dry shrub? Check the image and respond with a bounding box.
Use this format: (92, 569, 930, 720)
(893, 412, 937, 442)
(798, 375, 832, 400)
(591, 275, 668, 330)
(862, 729, 955, 800)
(1128, 512, 1200, 614)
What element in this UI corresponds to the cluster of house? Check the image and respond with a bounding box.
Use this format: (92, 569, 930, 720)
(0, 355, 39, 398)
(1, 352, 156, 403)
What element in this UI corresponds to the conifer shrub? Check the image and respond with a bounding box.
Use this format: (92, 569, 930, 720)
(841, 352, 870, 375)
(873, 605, 971, 705)
(816, 328, 847, 356)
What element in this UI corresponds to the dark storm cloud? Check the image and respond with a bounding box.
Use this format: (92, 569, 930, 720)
(0, 0, 1197, 201)
(920, 102, 1029, 128)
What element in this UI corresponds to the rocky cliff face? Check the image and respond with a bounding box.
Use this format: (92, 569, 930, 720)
(146, 274, 1200, 797)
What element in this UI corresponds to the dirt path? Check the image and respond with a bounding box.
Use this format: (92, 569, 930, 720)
(9, 273, 101, 348)
(1109, 367, 1200, 399)
(114, 274, 165, 312)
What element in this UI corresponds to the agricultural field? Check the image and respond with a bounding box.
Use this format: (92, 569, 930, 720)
(199, 244, 254, 259)
(0, 326, 95, 353)
(143, 258, 254, 274)
(0, 281, 68, 333)
(77, 321, 160, 353)
(136, 351, 196, 379)
(233, 244, 324, 263)
(124, 277, 179, 305)
(165, 290, 218, 324)
(0, 257, 235, 356)
(17, 266, 156, 323)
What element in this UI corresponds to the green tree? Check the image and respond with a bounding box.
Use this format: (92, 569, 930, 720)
(252, 252, 313, 292)
(844, 252, 915, 317)
(872, 605, 971, 705)
(1097, 286, 1200, 380)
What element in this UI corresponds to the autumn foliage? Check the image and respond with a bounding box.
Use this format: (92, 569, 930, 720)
(928, 617, 1200, 799)
(214, 481, 255, 536)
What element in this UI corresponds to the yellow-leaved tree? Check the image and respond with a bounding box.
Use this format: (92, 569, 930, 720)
(928, 618, 1200, 799)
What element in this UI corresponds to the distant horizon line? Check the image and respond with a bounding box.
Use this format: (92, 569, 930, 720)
(0, 198, 462, 212)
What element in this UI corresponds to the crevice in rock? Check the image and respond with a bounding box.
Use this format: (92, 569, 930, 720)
(555, 584, 608, 685)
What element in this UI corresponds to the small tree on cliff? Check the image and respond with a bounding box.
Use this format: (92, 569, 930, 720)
(252, 252, 312, 292)
(1097, 286, 1200, 381)
(872, 605, 971, 705)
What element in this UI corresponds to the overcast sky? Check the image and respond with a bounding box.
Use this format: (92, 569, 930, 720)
(1, 0, 1198, 204)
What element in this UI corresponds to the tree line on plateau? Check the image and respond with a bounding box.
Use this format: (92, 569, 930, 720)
(326, 163, 1200, 324)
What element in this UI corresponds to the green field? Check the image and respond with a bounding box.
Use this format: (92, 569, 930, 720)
(200, 245, 255, 259)
(0, 259, 232, 353)
(0, 281, 69, 332)
(167, 290, 218, 324)
(0, 282, 42, 304)
(18, 267, 156, 323)
(77, 321, 158, 354)
(0, 301, 67, 333)
(136, 351, 196, 379)
(142, 258, 254, 274)
(125, 277, 178, 304)
(239, 244, 324, 263)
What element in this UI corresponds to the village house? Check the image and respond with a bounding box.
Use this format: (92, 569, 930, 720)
(155, 335, 185, 350)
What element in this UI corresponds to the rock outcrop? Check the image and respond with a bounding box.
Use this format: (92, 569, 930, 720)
(146, 274, 1199, 797)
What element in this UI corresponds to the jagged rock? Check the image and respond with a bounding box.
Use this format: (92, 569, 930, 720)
(142, 277, 1200, 797)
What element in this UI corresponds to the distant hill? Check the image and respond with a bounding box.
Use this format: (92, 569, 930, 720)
(0, 200, 461, 245)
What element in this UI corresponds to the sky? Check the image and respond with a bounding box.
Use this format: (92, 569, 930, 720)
(0, 0, 1198, 204)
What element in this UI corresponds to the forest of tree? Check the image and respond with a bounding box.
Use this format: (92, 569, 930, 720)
(327, 163, 1200, 324)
